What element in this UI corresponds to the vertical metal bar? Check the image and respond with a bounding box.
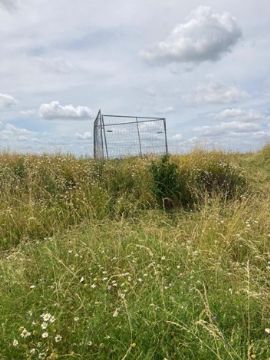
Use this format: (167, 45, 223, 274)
(102, 114, 109, 159)
(99, 111, 104, 160)
(93, 110, 101, 159)
(93, 119, 96, 159)
(163, 118, 168, 155)
(136, 117, 143, 157)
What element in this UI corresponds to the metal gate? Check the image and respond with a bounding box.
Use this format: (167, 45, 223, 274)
(93, 110, 168, 159)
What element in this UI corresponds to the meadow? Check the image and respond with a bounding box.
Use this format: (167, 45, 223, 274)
(0, 148, 270, 359)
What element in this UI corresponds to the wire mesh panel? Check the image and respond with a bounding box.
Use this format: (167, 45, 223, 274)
(93, 111, 168, 159)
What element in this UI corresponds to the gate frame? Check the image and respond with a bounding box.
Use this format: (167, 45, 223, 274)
(93, 110, 168, 159)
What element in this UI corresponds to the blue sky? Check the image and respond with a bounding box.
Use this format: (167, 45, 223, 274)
(0, 0, 270, 155)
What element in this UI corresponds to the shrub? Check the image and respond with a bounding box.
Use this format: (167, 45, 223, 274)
(150, 155, 194, 209)
(150, 154, 247, 209)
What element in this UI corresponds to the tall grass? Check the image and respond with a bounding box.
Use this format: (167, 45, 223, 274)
(0, 154, 153, 249)
(0, 151, 247, 250)
(0, 149, 270, 359)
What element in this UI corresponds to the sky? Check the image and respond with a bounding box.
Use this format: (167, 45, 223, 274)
(0, 0, 270, 155)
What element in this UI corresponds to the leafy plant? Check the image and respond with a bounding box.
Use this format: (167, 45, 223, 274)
(150, 155, 194, 209)
(150, 155, 247, 209)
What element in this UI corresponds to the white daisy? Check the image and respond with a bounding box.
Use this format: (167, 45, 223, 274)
(55, 334, 62, 343)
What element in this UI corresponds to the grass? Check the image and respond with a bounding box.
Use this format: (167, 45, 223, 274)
(0, 148, 270, 359)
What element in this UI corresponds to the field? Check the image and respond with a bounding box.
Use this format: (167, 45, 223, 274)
(0, 148, 270, 359)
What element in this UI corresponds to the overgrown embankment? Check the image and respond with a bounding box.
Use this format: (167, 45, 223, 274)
(0, 151, 247, 250)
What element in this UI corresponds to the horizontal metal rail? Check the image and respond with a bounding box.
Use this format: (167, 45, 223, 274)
(96, 119, 165, 127)
(103, 114, 165, 121)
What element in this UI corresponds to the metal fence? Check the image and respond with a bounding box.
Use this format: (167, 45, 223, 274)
(93, 110, 168, 159)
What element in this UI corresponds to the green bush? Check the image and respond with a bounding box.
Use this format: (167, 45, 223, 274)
(150, 155, 247, 209)
(150, 155, 194, 209)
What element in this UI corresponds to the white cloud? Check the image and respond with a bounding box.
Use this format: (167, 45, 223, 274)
(76, 131, 92, 140)
(20, 109, 36, 117)
(0, 122, 33, 142)
(193, 108, 270, 142)
(39, 101, 93, 120)
(216, 108, 270, 123)
(183, 82, 248, 105)
(0, 93, 17, 109)
(196, 121, 262, 138)
(143, 6, 242, 65)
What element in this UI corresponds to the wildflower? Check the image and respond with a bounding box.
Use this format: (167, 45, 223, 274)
(41, 313, 52, 322)
(55, 334, 62, 343)
(30, 349, 36, 355)
(41, 322, 48, 330)
(30, 285, 36, 289)
(87, 341, 93, 346)
(161, 256, 166, 261)
(91, 284, 96, 289)
(80, 276, 84, 283)
(42, 332, 48, 338)
(265, 328, 270, 335)
(38, 353, 46, 359)
(113, 309, 119, 318)
(49, 315, 55, 323)
(74, 317, 79, 322)
(20, 328, 31, 338)
(12, 339, 19, 347)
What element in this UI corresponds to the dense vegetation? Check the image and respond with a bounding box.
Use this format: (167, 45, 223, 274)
(0, 148, 270, 359)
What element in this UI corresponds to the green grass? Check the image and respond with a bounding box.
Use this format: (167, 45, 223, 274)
(0, 149, 270, 359)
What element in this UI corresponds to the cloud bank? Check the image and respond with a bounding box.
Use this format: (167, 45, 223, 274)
(216, 108, 269, 123)
(194, 108, 270, 141)
(183, 82, 248, 104)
